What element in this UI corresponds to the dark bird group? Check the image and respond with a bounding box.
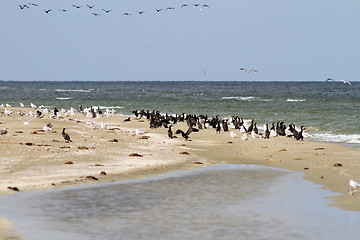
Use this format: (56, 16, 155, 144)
(132, 109, 306, 141)
(17, 2, 210, 16)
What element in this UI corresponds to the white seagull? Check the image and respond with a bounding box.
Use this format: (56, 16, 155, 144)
(326, 78, 351, 85)
(242, 133, 248, 141)
(340, 80, 352, 85)
(135, 129, 145, 135)
(349, 179, 360, 195)
(43, 123, 53, 131)
(30, 103, 37, 109)
(251, 130, 260, 139)
(350, 179, 360, 189)
(230, 131, 239, 138)
(240, 68, 258, 74)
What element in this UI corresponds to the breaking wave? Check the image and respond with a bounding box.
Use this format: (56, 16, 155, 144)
(287, 99, 306, 102)
(56, 89, 94, 93)
(221, 96, 273, 102)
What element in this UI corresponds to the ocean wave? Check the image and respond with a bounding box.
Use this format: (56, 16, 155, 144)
(0, 87, 10, 90)
(56, 97, 72, 100)
(287, 98, 306, 102)
(98, 106, 124, 109)
(311, 133, 360, 144)
(55, 89, 94, 93)
(221, 96, 273, 102)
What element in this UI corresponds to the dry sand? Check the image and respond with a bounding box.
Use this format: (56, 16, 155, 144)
(1, 107, 360, 238)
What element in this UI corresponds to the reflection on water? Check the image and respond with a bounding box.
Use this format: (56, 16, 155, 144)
(1, 165, 360, 240)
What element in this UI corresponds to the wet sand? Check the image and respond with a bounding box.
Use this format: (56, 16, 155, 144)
(1, 107, 360, 238)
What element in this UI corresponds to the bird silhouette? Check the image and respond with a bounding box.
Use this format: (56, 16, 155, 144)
(156, 8, 162, 12)
(168, 125, 173, 139)
(73, 5, 82, 9)
(29, 3, 38, 7)
(92, 13, 100, 16)
(181, 4, 189, 8)
(166, 7, 175, 10)
(123, 12, 132, 16)
(175, 129, 189, 140)
(137, 11, 145, 15)
(44, 9, 51, 14)
(19, 4, 29, 9)
(86, 5, 95, 9)
(102, 9, 112, 13)
(62, 128, 72, 142)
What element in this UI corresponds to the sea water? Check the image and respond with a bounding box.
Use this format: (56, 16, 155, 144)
(1, 81, 359, 144)
(0, 165, 359, 240)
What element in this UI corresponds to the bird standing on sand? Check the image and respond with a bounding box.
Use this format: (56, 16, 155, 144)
(349, 179, 360, 195)
(168, 125, 173, 139)
(230, 131, 239, 138)
(242, 133, 248, 141)
(350, 179, 360, 189)
(62, 128, 72, 142)
(1, 128, 8, 135)
(264, 124, 270, 139)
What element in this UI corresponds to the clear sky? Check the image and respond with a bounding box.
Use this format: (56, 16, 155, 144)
(1, 0, 359, 81)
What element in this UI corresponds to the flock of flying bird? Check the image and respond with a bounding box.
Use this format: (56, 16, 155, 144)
(17, 2, 210, 16)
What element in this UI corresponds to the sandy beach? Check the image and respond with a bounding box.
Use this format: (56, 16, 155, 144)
(1, 107, 360, 238)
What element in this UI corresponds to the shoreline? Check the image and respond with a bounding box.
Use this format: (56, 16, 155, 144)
(1, 107, 360, 238)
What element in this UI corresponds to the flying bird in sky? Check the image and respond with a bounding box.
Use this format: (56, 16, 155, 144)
(240, 68, 258, 74)
(102, 9, 112, 13)
(326, 78, 351, 85)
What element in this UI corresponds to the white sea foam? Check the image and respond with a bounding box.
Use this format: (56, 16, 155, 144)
(311, 133, 360, 144)
(56, 97, 72, 100)
(0, 87, 10, 90)
(55, 89, 94, 93)
(98, 106, 124, 109)
(287, 98, 306, 102)
(221, 96, 273, 102)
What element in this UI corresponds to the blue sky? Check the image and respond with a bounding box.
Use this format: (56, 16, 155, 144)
(1, 0, 359, 81)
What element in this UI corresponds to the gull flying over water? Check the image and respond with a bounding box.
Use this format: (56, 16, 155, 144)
(326, 78, 351, 85)
(240, 68, 258, 74)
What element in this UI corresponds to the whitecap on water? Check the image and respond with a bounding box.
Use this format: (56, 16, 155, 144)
(287, 98, 307, 102)
(56, 97, 72, 100)
(311, 133, 360, 144)
(98, 106, 124, 109)
(221, 96, 273, 102)
(55, 89, 94, 93)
